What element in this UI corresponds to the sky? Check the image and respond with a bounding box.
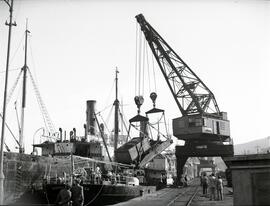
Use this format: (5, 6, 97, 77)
(0, 0, 269, 154)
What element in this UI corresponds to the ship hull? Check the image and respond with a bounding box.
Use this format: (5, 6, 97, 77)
(13, 183, 142, 205)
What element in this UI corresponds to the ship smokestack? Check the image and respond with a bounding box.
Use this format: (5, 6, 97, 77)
(83, 124, 87, 138)
(86, 100, 97, 137)
(59, 128, 62, 142)
(70, 131, 73, 140)
(73, 128, 76, 140)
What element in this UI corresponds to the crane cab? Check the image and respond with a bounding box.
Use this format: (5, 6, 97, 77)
(173, 112, 230, 141)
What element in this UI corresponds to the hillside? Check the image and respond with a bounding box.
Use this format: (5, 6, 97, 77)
(214, 137, 270, 171)
(234, 137, 270, 155)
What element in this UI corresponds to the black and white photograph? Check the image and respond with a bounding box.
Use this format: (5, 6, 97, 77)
(0, 0, 269, 205)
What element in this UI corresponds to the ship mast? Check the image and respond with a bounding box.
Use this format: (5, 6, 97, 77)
(113, 68, 119, 152)
(0, 0, 16, 204)
(19, 20, 30, 154)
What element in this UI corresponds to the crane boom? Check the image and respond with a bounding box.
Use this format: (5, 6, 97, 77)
(136, 14, 220, 117)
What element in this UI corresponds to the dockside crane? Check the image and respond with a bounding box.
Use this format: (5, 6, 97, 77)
(135, 14, 234, 184)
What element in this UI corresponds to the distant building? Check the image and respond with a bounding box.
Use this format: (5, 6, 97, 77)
(145, 152, 176, 185)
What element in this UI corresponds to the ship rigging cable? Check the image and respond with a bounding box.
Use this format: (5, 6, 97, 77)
(10, 32, 25, 65)
(28, 68, 57, 139)
(0, 70, 22, 150)
(97, 112, 111, 137)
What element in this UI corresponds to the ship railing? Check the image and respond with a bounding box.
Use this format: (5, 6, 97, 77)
(43, 173, 138, 186)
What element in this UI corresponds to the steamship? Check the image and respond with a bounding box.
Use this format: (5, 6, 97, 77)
(0, 13, 145, 203)
(7, 69, 158, 206)
(7, 99, 152, 206)
(1, 10, 165, 204)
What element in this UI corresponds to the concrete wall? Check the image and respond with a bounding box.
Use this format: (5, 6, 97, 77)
(228, 154, 270, 206)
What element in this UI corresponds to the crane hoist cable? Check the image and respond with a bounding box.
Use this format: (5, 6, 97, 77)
(145, 39, 151, 95)
(138, 28, 142, 96)
(135, 25, 158, 99)
(142, 35, 146, 96)
(135, 22, 138, 96)
(151, 50, 157, 92)
(135, 28, 148, 97)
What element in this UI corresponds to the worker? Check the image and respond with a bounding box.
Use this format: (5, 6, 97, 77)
(55, 184, 72, 206)
(180, 175, 187, 187)
(216, 175, 224, 200)
(184, 175, 188, 186)
(71, 179, 84, 206)
(107, 170, 112, 182)
(95, 166, 101, 184)
(208, 173, 216, 201)
(200, 173, 203, 186)
(116, 173, 121, 184)
(90, 168, 96, 184)
(201, 173, 208, 196)
(162, 173, 167, 185)
(111, 171, 117, 184)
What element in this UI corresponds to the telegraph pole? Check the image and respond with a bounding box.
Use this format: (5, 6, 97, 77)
(0, 0, 16, 204)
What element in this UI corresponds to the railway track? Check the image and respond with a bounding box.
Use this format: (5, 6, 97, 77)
(166, 179, 200, 206)
(114, 178, 202, 206)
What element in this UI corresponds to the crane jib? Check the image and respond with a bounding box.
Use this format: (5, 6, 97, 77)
(135, 14, 221, 117)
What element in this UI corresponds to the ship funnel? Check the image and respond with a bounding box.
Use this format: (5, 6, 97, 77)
(86, 100, 97, 137)
(70, 130, 73, 140)
(83, 124, 87, 138)
(73, 128, 76, 140)
(59, 128, 63, 142)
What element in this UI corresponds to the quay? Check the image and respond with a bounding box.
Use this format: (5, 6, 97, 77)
(114, 178, 233, 206)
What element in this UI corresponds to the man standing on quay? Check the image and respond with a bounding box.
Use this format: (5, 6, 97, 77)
(208, 173, 216, 201)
